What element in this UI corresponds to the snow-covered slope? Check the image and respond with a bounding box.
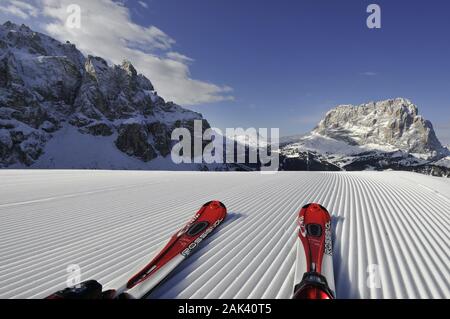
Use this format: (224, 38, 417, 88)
(0, 21, 210, 169)
(8, 125, 212, 171)
(0, 170, 448, 299)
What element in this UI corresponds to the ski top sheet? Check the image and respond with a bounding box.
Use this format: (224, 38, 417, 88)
(293, 203, 335, 299)
(46, 200, 227, 299)
(116, 200, 227, 299)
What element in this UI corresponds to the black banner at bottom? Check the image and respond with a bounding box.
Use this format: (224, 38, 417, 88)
(1, 299, 443, 318)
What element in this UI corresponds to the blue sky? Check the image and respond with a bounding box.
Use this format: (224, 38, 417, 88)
(129, 0, 450, 143)
(1, 0, 449, 143)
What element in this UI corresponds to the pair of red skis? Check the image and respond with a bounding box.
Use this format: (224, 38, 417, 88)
(46, 201, 335, 299)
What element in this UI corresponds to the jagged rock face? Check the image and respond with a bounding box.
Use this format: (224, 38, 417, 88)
(75, 56, 155, 120)
(0, 21, 209, 168)
(314, 98, 444, 155)
(84, 123, 113, 136)
(280, 98, 450, 177)
(148, 122, 171, 157)
(115, 124, 157, 162)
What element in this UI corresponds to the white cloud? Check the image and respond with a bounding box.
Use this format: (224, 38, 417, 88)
(10, 0, 39, 16)
(0, 5, 27, 19)
(0, 0, 39, 19)
(0, 0, 233, 106)
(138, 1, 149, 9)
(166, 51, 194, 64)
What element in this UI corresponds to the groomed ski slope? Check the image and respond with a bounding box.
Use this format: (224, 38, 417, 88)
(0, 170, 449, 299)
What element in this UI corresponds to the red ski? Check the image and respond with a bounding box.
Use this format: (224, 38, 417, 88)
(293, 203, 335, 299)
(45, 201, 227, 299)
(119, 200, 227, 298)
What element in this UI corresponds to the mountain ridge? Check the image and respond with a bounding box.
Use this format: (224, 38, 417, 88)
(280, 98, 450, 177)
(0, 21, 212, 170)
(313, 98, 446, 156)
(0, 22, 449, 176)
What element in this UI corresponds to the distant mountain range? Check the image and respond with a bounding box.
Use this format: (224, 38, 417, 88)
(280, 98, 450, 177)
(0, 22, 448, 176)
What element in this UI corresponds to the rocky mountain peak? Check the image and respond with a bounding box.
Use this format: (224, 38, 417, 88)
(121, 60, 138, 77)
(280, 98, 450, 176)
(0, 22, 209, 169)
(313, 98, 445, 156)
(2, 21, 30, 33)
(2, 21, 13, 28)
(85, 55, 108, 72)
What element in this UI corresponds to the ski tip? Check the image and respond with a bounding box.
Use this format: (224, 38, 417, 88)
(301, 203, 329, 211)
(300, 203, 331, 215)
(201, 201, 227, 222)
(203, 200, 227, 210)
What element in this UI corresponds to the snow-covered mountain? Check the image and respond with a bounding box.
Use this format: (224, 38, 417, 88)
(1, 22, 448, 176)
(314, 98, 445, 156)
(281, 98, 450, 176)
(0, 21, 211, 170)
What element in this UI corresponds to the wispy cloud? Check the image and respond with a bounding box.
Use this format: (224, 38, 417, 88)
(138, 1, 149, 9)
(0, 0, 39, 19)
(0, 0, 234, 106)
(166, 51, 194, 64)
(361, 71, 378, 76)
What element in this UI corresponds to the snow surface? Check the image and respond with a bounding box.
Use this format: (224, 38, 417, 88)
(0, 170, 448, 299)
(9, 125, 204, 171)
(287, 132, 399, 157)
(434, 157, 450, 168)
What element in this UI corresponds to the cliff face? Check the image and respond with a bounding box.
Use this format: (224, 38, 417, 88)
(0, 22, 209, 168)
(313, 98, 445, 156)
(280, 98, 450, 177)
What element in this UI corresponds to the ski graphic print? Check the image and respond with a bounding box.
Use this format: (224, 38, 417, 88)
(46, 200, 227, 299)
(120, 200, 227, 298)
(293, 203, 335, 299)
